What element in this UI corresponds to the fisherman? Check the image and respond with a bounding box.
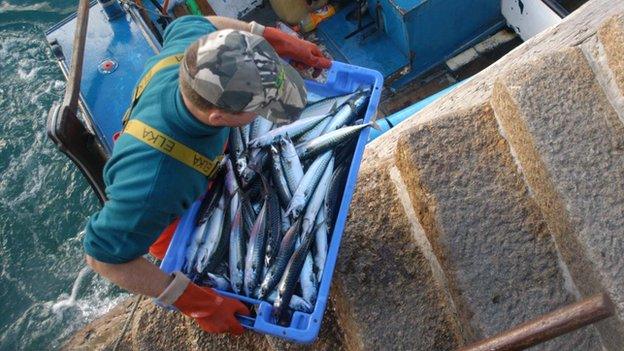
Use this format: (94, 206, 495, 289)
(83, 15, 331, 335)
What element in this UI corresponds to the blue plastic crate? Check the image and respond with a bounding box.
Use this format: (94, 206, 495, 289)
(160, 61, 383, 344)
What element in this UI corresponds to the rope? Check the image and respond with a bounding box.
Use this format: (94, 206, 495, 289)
(111, 256, 160, 350)
(112, 294, 144, 351)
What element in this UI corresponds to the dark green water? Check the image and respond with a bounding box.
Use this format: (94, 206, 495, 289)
(0, 1, 125, 349)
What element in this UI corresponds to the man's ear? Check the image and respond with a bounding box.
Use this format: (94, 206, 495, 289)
(206, 110, 226, 126)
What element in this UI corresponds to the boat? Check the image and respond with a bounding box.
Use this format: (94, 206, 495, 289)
(44, 0, 583, 202)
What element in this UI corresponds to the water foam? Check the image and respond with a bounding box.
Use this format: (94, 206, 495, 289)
(52, 266, 92, 313)
(51, 264, 128, 323)
(17, 66, 42, 81)
(0, 1, 59, 14)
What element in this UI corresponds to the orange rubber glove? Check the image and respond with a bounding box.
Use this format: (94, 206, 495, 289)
(149, 218, 180, 260)
(158, 272, 251, 334)
(259, 25, 332, 70)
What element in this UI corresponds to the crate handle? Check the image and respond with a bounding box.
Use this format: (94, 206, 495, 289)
(237, 314, 256, 328)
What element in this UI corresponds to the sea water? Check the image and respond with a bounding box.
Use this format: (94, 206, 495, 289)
(0, 1, 126, 349)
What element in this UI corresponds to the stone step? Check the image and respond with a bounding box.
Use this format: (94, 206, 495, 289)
(584, 14, 624, 126)
(598, 14, 624, 99)
(491, 46, 624, 349)
(393, 103, 603, 350)
(331, 152, 465, 350)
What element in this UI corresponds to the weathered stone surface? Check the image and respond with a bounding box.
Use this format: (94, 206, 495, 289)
(598, 14, 624, 95)
(491, 47, 624, 348)
(64, 297, 272, 351)
(129, 301, 270, 351)
(130, 302, 196, 350)
(332, 157, 464, 351)
(182, 313, 271, 351)
(394, 104, 602, 350)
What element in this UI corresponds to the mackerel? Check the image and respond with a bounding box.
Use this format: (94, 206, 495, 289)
(325, 163, 349, 232)
(245, 176, 263, 202)
(183, 220, 208, 274)
(295, 92, 359, 144)
(241, 148, 269, 188)
(199, 273, 231, 291)
(305, 91, 328, 105)
(298, 91, 357, 120)
(258, 219, 301, 299)
(224, 159, 241, 219)
(321, 92, 369, 133)
(296, 123, 375, 161)
(235, 157, 248, 181)
(265, 290, 313, 313)
(228, 207, 246, 294)
(239, 125, 250, 147)
(279, 136, 304, 194)
(250, 117, 273, 141)
(296, 116, 331, 143)
(243, 198, 268, 297)
(240, 194, 256, 237)
(273, 229, 314, 320)
(248, 115, 326, 148)
(195, 194, 228, 274)
(300, 157, 334, 235)
(312, 208, 329, 281)
(335, 137, 357, 168)
(224, 159, 239, 196)
(196, 179, 224, 225)
(269, 145, 292, 206)
(264, 179, 282, 268)
(228, 127, 245, 161)
(286, 151, 333, 219)
(230, 127, 247, 177)
(299, 251, 318, 305)
(280, 208, 291, 233)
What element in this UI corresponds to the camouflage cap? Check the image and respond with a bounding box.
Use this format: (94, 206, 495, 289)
(180, 29, 307, 123)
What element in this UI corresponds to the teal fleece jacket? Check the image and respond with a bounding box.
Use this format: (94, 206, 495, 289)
(84, 16, 228, 264)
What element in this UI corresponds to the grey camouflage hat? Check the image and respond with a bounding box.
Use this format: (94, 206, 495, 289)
(180, 29, 307, 123)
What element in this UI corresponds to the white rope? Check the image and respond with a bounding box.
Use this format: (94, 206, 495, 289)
(112, 294, 143, 351)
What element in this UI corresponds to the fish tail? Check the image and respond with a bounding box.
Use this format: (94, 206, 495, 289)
(369, 120, 381, 130)
(328, 101, 339, 114)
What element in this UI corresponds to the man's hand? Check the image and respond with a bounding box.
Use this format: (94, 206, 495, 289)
(85, 255, 250, 334)
(263, 27, 332, 70)
(170, 274, 250, 334)
(205, 16, 331, 71)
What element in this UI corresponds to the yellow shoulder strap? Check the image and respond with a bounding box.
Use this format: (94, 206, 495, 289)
(123, 119, 222, 178)
(122, 54, 185, 125)
(133, 54, 184, 99)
